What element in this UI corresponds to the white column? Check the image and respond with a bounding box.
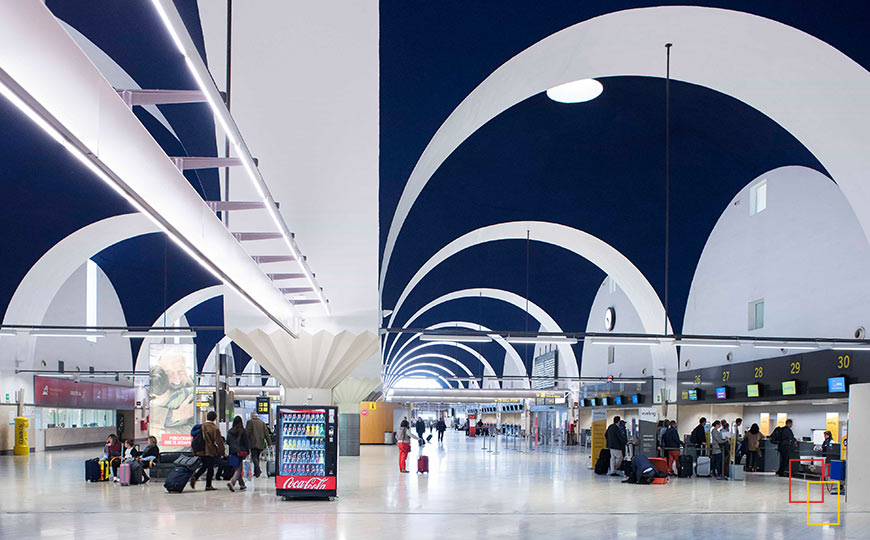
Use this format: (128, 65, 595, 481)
(847, 383, 870, 506)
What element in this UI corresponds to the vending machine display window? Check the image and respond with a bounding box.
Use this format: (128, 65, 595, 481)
(276, 406, 338, 499)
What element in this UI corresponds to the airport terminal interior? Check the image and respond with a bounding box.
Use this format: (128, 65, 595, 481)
(1, 2, 870, 539)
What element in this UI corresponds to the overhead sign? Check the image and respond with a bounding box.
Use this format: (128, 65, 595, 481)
(33, 376, 135, 409)
(532, 350, 558, 390)
(257, 397, 270, 414)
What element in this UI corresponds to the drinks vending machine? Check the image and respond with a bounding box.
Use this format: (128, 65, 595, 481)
(276, 405, 338, 499)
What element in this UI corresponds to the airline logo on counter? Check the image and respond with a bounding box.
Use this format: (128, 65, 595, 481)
(278, 476, 336, 490)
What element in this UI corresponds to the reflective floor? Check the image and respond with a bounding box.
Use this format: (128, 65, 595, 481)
(0, 431, 859, 539)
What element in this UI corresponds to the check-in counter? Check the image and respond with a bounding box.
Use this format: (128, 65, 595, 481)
(758, 440, 841, 474)
(44, 426, 116, 449)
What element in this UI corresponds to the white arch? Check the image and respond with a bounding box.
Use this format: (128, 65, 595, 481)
(390, 362, 465, 388)
(387, 341, 496, 378)
(387, 353, 475, 385)
(133, 285, 224, 371)
(393, 370, 452, 389)
(381, 7, 870, 288)
(394, 288, 579, 379)
(384, 223, 674, 378)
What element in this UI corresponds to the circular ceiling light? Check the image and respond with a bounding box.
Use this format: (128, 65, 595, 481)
(546, 78, 603, 104)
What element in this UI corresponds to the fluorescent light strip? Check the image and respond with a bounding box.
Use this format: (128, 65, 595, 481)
(0, 329, 17, 336)
(30, 330, 106, 338)
(676, 340, 740, 349)
(149, 0, 328, 315)
(753, 343, 820, 350)
(506, 337, 579, 345)
(831, 345, 870, 351)
(588, 338, 664, 346)
(0, 68, 298, 337)
(419, 334, 492, 343)
(121, 330, 197, 338)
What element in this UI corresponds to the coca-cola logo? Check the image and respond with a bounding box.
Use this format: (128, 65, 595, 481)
(279, 476, 334, 490)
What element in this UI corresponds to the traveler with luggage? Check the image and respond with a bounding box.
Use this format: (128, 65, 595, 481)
(435, 418, 447, 443)
(661, 421, 682, 476)
(709, 421, 725, 478)
(245, 412, 269, 478)
(226, 416, 250, 492)
(605, 416, 627, 476)
(190, 411, 225, 491)
(772, 419, 797, 477)
(744, 423, 763, 472)
(104, 434, 123, 480)
(396, 418, 420, 473)
(689, 417, 707, 453)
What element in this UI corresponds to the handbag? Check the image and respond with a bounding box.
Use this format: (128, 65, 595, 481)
(237, 451, 249, 459)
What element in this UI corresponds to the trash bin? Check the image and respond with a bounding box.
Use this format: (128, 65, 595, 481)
(14, 416, 29, 455)
(384, 431, 395, 445)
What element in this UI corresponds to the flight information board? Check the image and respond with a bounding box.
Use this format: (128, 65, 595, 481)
(677, 348, 869, 403)
(532, 350, 558, 389)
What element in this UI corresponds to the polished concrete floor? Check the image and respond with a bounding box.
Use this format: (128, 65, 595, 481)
(0, 431, 859, 539)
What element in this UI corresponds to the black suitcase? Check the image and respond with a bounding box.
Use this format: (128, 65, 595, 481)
(594, 448, 611, 475)
(677, 455, 693, 478)
(85, 458, 102, 482)
(266, 459, 276, 478)
(164, 465, 194, 493)
(129, 461, 144, 485)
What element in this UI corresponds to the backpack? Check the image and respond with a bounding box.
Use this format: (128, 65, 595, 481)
(769, 426, 782, 445)
(190, 424, 205, 454)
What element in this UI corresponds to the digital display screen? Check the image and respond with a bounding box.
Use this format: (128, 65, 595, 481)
(715, 387, 727, 399)
(828, 377, 846, 393)
(589, 398, 597, 406)
(614, 396, 623, 405)
(782, 380, 797, 396)
(601, 397, 609, 406)
(631, 394, 639, 404)
(747, 384, 760, 398)
(688, 389, 698, 401)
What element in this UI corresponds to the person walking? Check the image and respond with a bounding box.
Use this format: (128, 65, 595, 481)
(415, 417, 426, 445)
(191, 411, 225, 491)
(245, 412, 269, 478)
(396, 419, 420, 473)
(605, 416, 627, 476)
(745, 423, 763, 472)
(775, 419, 797, 477)
(710, 420, 725, 478)
(226, 416, 250, 492)
(435, 417, 447, 443)
(662, 420, 682, 476)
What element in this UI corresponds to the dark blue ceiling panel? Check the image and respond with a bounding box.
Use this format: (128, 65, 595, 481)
(184, 295, 224, 371)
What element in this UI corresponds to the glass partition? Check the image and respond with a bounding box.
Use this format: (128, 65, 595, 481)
(41, 408, 115, 429)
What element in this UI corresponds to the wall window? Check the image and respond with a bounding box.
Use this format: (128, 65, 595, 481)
(607, 345, 615, 365)
(749, 299, 764, 330)
(41, 408, 115, 429)
(749, 180, 767, 216)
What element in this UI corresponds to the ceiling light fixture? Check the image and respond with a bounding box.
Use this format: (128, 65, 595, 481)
(30, 330, 106, 339)
(419, 334, 492, 343)
(505, 336, 579, 345)
(546, 78, 604, 104)
(676, 339, 740, 349)
(121, 330, 197, 338)
(753, 342, 820, 350)
(587, 337, 670, 346)
(150, 0, 328, 315)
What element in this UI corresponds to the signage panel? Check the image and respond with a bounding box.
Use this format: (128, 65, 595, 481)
(33, 376, 135, 409)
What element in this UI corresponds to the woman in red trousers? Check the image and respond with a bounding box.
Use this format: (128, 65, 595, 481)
(396, 418, 420, 473)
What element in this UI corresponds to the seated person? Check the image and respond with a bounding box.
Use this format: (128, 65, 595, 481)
(140, 436, 160, 466)
(122, 439, 152, 483)
(104, 434, 122, 480)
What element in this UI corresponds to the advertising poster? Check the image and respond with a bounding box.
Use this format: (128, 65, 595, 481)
(149, 343, 196, 450)
(590, 409, 607, 468)
(638, 408, 659, 457)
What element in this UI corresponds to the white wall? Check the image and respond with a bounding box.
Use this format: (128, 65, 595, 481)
(0, 261, 133, 400)
(581, 277, 653, 378)
(682, 166, 870, 369)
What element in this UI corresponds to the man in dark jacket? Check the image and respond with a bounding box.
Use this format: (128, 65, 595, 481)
(435, 418, 447, 443)
(662, 421, 683, 476)
(191, 411, 225, 491)
(246, 412, 269, 477)
(605, 416, 627, 476)
(776, 419, 797, 477)
(415, 418, 426, 446)
(690, 417, 708, 454)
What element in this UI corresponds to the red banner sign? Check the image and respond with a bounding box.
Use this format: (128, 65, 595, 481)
(277, 476, 336, 490)
(34, 376, 136, 409)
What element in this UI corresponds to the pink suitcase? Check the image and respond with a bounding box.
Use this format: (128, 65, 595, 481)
(119, 462, 131, 486)
(417, 455, 429, 474)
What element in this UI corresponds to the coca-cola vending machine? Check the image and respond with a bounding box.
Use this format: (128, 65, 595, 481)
(276, 405, 338, 499)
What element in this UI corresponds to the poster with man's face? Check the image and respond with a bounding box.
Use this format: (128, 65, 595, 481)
(149, 343, 196, 451)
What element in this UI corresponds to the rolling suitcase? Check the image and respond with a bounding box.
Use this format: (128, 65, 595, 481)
(417, 455, 429, 474)
(119, 463, 132, 486)
(677, 455, 693, 478)
(85, 458, 102, 482)
(129, 461, 144, 485)
(729, 463, 745, 481)
(648, 457, 669, 475)
(99, 459, 112, 481)
(164, 464, 194, 493)
(696, 456, 711, 477)
(594, 448, 610, 475)
(266, 459, 276, 477)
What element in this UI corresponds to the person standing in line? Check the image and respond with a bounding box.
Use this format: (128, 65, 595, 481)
(733, 418, 745, 464)
(690, 417, 708, 454)
(775, 419, 797, 477)
(710, 420, 725, 478)
(720, 420, 731, 478)
(245, 412, 269, 478)
(605, 416, 627, 476)
(191, 411, 225, 491)
(396, 419, 420, 473)
(662, 420, 683, 476)
(435, 417, 447, 443)
(744, 423, 763, 472)
(226, 416, 250, 492)
(657, 420, 668, 458)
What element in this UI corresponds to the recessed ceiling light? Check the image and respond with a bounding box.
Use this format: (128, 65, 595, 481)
(546, 79, 603, 104)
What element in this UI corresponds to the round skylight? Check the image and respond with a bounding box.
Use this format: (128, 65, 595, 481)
(546, 78, 603, 103)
